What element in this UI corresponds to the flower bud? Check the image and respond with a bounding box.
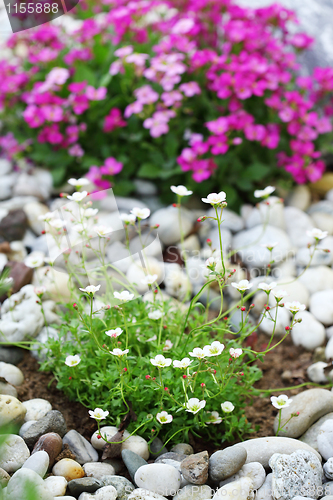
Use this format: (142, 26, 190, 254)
(200, 383, 205, 387)
(145, 375, 151, 380)
(241, 306, 246, 311)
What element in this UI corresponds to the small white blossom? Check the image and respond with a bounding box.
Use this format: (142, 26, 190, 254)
(205, 256, 222, 273)
(272, 289, 288, 301)
(258, 282, 277, 292)
(254, 186, 275, 198)
(150, 354, 172, 368)
(221, 401, 234, 413)
(49, 218, 67, 230)
(148, 310, 164, 320)
(141, 274, 158, 285)
(185, 398, 206, 414)
(88, 408, 109, 421)
(120, 213, 137, 224)
(201, 191, 226, 205)
(105, 328, 123, 338)
(203, 341, 225, 357)
(83, 208, 99, 218)
(38, 212, 54, 221)
(24, 252, 45, 268)
(284, 301, 306, 314)
(114, 290, 135, 302)
(68, 178, 90, 188)
(170, 185, 193, 197)
(261, 242, 279, 251)
(34, 286, 46, 296)
(163, 340, 173, 351)
(79, 285, 101, 295)
(131, 207, 150, 220)
(189, 347, 206, 359)
(173, 357, 192, 369)
(306, 228, 328, 240)
(231, 280, 253, 293)
(67, 191, 88, 202)
(94, 225, 113, 237)
(65, 354, 81, 367)
(271, 394, 292, 409)
(229, 348, 243, 358)
(206, 411, 222, 425)
(109, 348, 129, 356)
(156, 411, 173, 424)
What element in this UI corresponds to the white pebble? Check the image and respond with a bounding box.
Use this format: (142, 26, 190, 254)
(122, 435, 149, 460)
(22, 399, 52, 421)
(44, 475, 68, 496)
(22, 450, 49, 477)
(0, 362, 24, 386)
(83, 462, 115, 479)
(135, 464, 181, 496)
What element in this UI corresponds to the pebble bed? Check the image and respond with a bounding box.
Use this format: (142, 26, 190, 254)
(2, 159, 333, 498)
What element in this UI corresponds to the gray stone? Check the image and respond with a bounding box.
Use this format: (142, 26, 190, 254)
(300, 413, 333, 451)
(150, 206, 194, 245)
(269, 450, 322, 500)
(63, 429, 99, 465)
(0, 347, 24, 365)
(209, 446, 247, 482)
(170, 444, 193, 456)
(324, 457, 333, 479)
(310, 290, 333, 326)
(21, 410, 67, 447)
(318, 420, 333, 460)
(256, 473, 273, 500)
(22, 399, 52, 422)
(149, 437, 168, 459)
(174, 485, 212, 500)
(0, 362, 24, 386)
(219, 462, 266, 490)
(22, 450, 49, 477)
(273, 388, 333, 437)
(0, 381, 18, 398)
(121, 449, 148, 481)
(229, 437, 321, 468)
(68, 477, 103, 496)
(103, 458, 123, 474)
(6, 467, 53, 500)
(155, 452, 187, 463)
(127, 488, 168, 500)
(212, 477, 253, 500)
(135, 464, 181, 496)
(0, 466, 9, 487)
(101, 475, 134, 500)
(180, 451, 208, 485)
(83, 462, 115, 480)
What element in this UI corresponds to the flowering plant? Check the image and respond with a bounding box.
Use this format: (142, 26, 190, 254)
(1, 0, 333, 205)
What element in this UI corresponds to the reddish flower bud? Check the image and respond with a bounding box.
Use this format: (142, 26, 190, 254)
(285, 326, 290, 331)
(213, 369, 217, 374)
(183, 374, 187, 379)
(154, 224, 160, 229)
(241, 306, 246, 311)
(145, 375, 151, 380)
(172, 203, 177, 207)
(240, 372, 244, 376)
(154, 289, 158, 294)
(97, 434, 101, 439)
(250, 303, 255, 308)
(59, 192, 66, 198)
(69, 376, 72, 380)
(163, 325, 167, 329)
(152, 377, 156, 381)
(41, 230, 46, 235)
(296, 411, 300, 415)
(123, 367, 127, 372)
(206, 238, 212, 245)
(266, 306, 270, 311)
(223, 316, 228, 321)
(164, 387, 169, 391)
(200, 383, 205, 387)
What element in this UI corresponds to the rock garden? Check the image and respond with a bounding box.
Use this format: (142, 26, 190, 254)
(2, 0, 333, 499)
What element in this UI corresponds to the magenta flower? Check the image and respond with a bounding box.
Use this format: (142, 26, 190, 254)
(68, 144, 84, 157)
(100, 157, 123, 175)
(103, 108, 127, 133)
(41, 105, 63, 122)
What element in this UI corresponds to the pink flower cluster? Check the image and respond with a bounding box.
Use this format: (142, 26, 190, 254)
(87, 157, 123, 190)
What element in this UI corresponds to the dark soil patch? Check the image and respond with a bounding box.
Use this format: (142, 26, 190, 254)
(16, 331, 317, 455)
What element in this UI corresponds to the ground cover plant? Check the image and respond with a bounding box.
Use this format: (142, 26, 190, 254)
(1, 0, 333, 207)
(21, 181, 325, 448)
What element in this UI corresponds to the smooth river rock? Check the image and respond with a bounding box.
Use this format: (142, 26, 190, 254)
(299, 412, 333, 451)
(273, 389, 333, 437)
(134, 464, 181, 496)
(209, 446, 247, 482)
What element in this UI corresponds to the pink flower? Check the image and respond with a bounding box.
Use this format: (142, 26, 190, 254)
(161, 91, 183, 107)
(41, 105, 63, 122)
(208, 135, 229, 155)
(70, 94, 89, 115)
(126, 53, 149, 67)
(206, 117, 229, 135)
(86, 86, 107, 101)
(103, 108, 127, 133)
(68, 144, 84, 157)
(290, 33, 314, 50)
(124, 101, 143, 118)
(244, 124, 266, 141)
(179, 82, 201, 97)
(23, 105, 45, 128)
(100, 157, 123, 175)
(143, 112, 170, 138)
(109, 60, 124, 75)
(114, 46, 133, 58)
(134, 85, 159, 104)
(68, 82, 87, 93)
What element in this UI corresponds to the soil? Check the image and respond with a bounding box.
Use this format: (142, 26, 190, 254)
(16, 331, 317, 455)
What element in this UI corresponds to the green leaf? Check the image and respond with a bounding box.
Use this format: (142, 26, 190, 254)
(244, 163, 270, 181)
(99, 73, 113, 88)
(137, 163, 161, 179)
(73, 64, 97, 86)
(51, 165, 66, 186)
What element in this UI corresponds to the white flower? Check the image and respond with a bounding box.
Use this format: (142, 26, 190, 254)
(205, 256, 222, 273)
(156, 411, 173, 424)
(105, 328, 123, 338)
(94, 225, 113, 237)
(173, 357, 192, 369)
(231, 280, 253, 293)
(203, 341, 225, 357)
(163, 339, 173, 351)
(114, 290, 135, 302)
(284, 301, 306, 314)
(185, 398, 206, 414)
(131, 207, 150, 220)
(258, 282, 277, 292)
(34, 286, 46, 296)
(88, 408, 109, 421)
(170, 185, 193, 197)
(79, 285, 101, 295)
(229, 348, 243, 358)
(120, 213, 136, 224)
(65, 355, 81, 367)
(201, 191, 226, 205)
(206, 411, 222, 425)
(49, 218, 67, 230)
(141, 274, 158, 285)
(68, 178, 90, 188)
(306, 228, 328, 240)
(189, 347, 206, 359)
(271, 394, 292, 409)
(109, 348, 129, 356)
(221, 401, 234, 413)
(261, 242, 279, 251)
(38, 212, 54, 221)
(254, 186, 275, 198)
(67, 191, 88, 202)
(148, 310, 164, 320)
(272, 289, 288, 301)
(83, 208, 99, 218)
(24, 252, 45, 268)
(150, 354, 172, 368)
